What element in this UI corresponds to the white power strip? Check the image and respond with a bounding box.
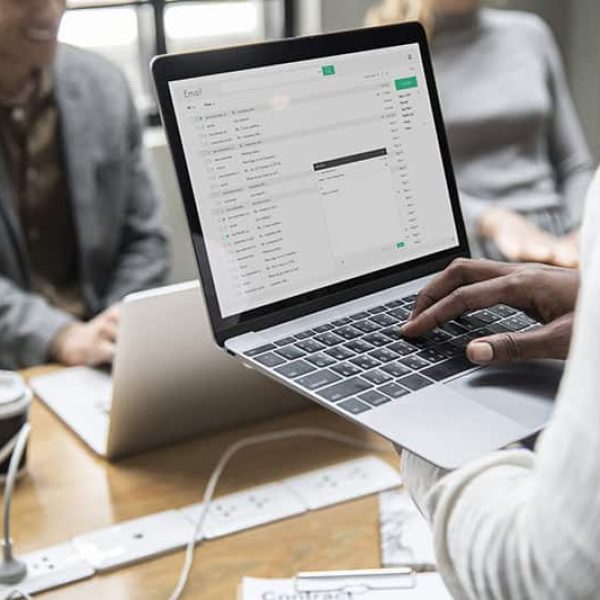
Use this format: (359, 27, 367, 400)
(73, 456, 400, 573)
(72, 510, 194, 572)
(0, 543, 94, 597)
(4, 456, 400, 595)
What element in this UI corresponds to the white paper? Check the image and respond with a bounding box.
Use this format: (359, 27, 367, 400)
(378, 489, 435, 566)
(240, 574, 453, 600)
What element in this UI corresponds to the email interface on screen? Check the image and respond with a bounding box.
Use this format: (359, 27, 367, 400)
(170, 44, 458, 318)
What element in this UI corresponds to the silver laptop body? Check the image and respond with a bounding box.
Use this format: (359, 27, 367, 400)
(31, 281, 308, 459)
(152, 23, 560, 469)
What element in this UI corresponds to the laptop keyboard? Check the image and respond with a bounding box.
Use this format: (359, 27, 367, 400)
(244, 294, 538, 416)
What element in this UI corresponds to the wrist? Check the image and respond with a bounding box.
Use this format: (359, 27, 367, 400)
(50, 322, 83, 365)
(478, 207, 505, 238)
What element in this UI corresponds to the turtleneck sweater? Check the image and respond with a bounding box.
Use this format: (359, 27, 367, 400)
(430, 8, 593, 230)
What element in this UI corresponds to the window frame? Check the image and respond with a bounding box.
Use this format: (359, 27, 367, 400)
(66, 0, 298, 125)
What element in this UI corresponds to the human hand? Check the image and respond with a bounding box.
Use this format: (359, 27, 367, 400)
(479, 207, 560, 264)
(401, 259, 579, 364)
(50, 305, 121, 367)
(551, 230, 581, 269)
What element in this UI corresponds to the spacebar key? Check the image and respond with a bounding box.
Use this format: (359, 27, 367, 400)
(318, 377, 373, 403)
(421, 357, 475, 382)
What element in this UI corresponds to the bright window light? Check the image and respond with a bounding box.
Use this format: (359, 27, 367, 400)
(165, 1, 260, 40)
(59, 7, 138, 48)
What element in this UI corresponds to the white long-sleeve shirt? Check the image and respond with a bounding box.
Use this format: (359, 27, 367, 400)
(402, 169, 600, 600)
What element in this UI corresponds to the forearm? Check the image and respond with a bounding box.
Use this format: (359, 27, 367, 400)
(402, 450, 538, 600)
(0, 277, 75, 369)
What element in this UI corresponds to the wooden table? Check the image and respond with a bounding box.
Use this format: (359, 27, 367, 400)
(11, 367, 397, 599)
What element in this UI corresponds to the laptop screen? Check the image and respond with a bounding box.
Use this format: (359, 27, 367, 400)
(169, 43, 459, 319)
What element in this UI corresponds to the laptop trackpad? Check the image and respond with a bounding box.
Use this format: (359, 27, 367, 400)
(448, 360, 563, 428)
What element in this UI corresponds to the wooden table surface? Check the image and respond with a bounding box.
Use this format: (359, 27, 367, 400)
(11, 366, 398, 599)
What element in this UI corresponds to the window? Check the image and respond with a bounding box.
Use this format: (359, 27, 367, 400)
(60, 0, 298, 122)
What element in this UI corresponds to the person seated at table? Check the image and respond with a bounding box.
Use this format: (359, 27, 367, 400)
(366, 0, 593, 267)
(0, 0, 169, 370)
(397, 162, 600, 599)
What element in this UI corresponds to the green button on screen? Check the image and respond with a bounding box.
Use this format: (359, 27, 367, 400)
(395, 76, 418, 90)
(396, 241, 406, 249)
(322, 65, 336, 76)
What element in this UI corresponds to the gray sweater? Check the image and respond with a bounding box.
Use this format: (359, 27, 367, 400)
(431, 9, 593, 229)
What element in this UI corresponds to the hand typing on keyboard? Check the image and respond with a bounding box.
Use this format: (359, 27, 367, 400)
(401, 259, 579, 365)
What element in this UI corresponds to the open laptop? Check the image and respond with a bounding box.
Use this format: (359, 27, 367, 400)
(30, 281, 308, 459)
(152, 23, 562, 469)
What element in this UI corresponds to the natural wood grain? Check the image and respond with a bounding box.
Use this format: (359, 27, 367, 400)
(7, 366, 397, 599)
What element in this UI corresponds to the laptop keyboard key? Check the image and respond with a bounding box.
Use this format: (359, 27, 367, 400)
(350, 311, 371, 320)
(439, 322, 468, 337)
(363, 332, 393, 347)
(246, 344, 276, 357)
(380, 327, 403, 341)
(379, 383, 410, 399)
(388, 307, 411, 321)
(254, 352, 286, 368)
(397, 373, 433, 391)
(324, 346, 355, 361)
(370, 314, 399, 327)
(314, 324, 334, 333)
(275, 337, 297, 347)
(345, 339, 375, 354)
(338, 398, 372, 414)
(318, 377, 373, 402)
(295, 339, 326, 354)
(489, 304, 518, 318)
(503, 315, 534, 331)
(422, 357, 475, 382)
(306, 353, 337, 368)
(471, 310, 501, 324)
(353, 320, 380, 334)
(295, 330, 315, 340)
(315, 332, 345, 347)
(332, 317, 353, 327)
(296, 369, 342, 391)
(275, 360, 316, 379)
(416, 348, 447, 364)
(368, 305, 387, 314)
(455, 314, 485, 331)
(350, 356, 381, 371)
(484, 322, 512, 335)
(404, 336, 436, 350)
(436, 342, 463, 358)
(369, 348, 399, 363)
(381, 361, 412, 378)
(424, 329, 452, 344)
(359, 390, 391, 406)
(332, 362, 362, 377)
(275, 346, 306, 361)
(387, 340, 418, 356)
(399, 355, 430, 370)
(334, 326, 363, 340)
(361, 369, 392, 385)
(385, 300, 404, 309)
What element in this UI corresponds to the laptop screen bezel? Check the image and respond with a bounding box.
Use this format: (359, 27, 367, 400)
(152, 22, 470, 347)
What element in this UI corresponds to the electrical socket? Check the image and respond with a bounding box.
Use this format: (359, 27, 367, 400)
(71, 510, 193, 572)
(0, 542, 94, 597)
(283, 456, 402, 510)
(179, 482, 306, 539)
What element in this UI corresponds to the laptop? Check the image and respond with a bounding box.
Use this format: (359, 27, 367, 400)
(152, 23, 562, 469)
(30, 281, 308, 459)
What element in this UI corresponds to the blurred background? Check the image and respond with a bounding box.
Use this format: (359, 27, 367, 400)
(61, 0, 600, 282)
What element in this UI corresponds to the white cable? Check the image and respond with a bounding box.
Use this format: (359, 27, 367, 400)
(168, 427, 392, 600)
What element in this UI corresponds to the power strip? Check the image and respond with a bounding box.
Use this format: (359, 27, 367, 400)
(74, 456, 401, 572)
(4, 456, 401, 595)
(0, 543, 94, 597)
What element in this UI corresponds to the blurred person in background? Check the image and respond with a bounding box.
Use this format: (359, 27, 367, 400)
(0, 0, 169, 370)
(367, 0, 593, 267)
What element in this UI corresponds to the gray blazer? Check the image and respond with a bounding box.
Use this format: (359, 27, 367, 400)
(0, 45, 170, 369)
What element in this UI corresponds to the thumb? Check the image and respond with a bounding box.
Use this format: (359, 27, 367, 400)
(466, 317, 573, 365)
